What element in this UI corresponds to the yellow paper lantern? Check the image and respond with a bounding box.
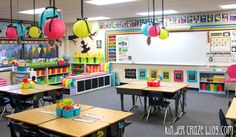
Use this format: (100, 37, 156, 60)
(159, 28, 169, 40)
(73, 20, 92, 38)
(28, 26, 41, 38)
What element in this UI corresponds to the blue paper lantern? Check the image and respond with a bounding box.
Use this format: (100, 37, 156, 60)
(13, 23, 26, 38)
(38, 7, 62, 30)
(141, 22, 152, 36)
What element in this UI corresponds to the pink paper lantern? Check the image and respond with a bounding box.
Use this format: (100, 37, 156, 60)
(44, 18, 66, 40)
(148, 24, 160, 37)
(5, 26, 18, 39)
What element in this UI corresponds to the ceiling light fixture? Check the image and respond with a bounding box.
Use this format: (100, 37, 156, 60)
(86, 0, 137, 5)
(220, 4, 236, 9)
(137, 10, 178, 16)
(19, 8, 61, 15)
(88, 16, 111, 21)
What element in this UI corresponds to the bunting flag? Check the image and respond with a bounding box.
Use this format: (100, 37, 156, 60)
(43, 47, 47, 54)
(32, 46, 36, 54)
(2, 49, 6, 56)
(38, 47, 41, 54)
(48, 47, 51, 52)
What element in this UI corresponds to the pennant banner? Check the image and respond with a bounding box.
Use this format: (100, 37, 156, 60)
(38, 47, 41, 54)
(2, 49, 6, 56)
(43, 47, 47, 54)
(32, 46, 36, 54)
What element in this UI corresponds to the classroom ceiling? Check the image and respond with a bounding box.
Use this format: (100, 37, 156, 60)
(0, 0, 236, 23)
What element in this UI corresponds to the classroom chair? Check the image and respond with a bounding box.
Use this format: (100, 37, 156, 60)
(36, 130, 53, 137)
(146, 92, 172, 125)
(218, 109, 231, 137)
(0, 96, 10, 119)
(8, 94, 33, 113)
(0, 78, 11, 119)
(221, 65, 236, 95)
(228, 100, 231, 108)
(8, 121, 37, 137)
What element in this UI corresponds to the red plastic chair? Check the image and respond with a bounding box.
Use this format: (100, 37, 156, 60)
(221, 65, 236, 95)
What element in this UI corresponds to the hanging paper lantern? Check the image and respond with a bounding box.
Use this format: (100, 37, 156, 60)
(5, 25, 18, 39)
(13, 23, 26, 38)
(148, 24, 160, 37)
(159, 28, 169, 40)
(44, 18, 66, 40)
(38, 7, 62, 30)
(28, 26, 42, 38)
(73, 20, 92, 38)
(141, 22, 152, 36)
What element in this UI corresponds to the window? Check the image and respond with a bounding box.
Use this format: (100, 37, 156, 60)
(23, 44, 58, 59)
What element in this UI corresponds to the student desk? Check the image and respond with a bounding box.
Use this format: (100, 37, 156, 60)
(39, 117, 109, 137)
(6, 104, 94, 126)
(116, 82, 188, 123)
(226, 98, 236, 137)
(39, 107, 133, 137)
(0, 84, 62, 108)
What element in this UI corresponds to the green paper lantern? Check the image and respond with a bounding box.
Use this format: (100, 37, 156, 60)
(159, 28, 169, 40)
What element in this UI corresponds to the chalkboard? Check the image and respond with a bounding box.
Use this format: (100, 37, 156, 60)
(115, 31, 209, 65)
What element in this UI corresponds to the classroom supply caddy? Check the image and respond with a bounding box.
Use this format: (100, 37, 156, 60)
(56, 98, 80, 118)
(199, 70, 226, 94)
(147, 78, 160, 87)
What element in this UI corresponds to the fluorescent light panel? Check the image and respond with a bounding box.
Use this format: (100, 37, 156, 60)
(136, 10, 178, 16)
(88, 16, 111, 21)
(220, 4, 236, 9)
(19, 8, 61, 15)
(86, 0, 137, 5)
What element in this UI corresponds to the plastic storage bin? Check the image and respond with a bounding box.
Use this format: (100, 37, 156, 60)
(74, 108, 81, 116)
(62, 109, 74, 118)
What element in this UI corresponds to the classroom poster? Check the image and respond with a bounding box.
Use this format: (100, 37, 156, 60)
(149, 69, 158, 79)
(125, 69, 136, 79)
(138, 68, 147, 80)
(162, 70, 171, 82)
(187, 70, 198, 83)
(117, 36, 129, 62)
(174, 70, 184, 82)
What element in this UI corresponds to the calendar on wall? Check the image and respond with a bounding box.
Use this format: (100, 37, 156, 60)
(209, 31, 231, 52)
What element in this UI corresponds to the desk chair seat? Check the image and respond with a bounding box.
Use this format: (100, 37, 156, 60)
(146, 92, 172, 125)
(0, 97, 10, 119)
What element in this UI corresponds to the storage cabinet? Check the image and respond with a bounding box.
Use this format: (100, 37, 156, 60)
(30, 64, 70, 85)
(74, 74, 111, 94)
(199, 70, 226, 94)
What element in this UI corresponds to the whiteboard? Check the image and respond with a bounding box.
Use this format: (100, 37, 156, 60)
(116, 31, 209, 65)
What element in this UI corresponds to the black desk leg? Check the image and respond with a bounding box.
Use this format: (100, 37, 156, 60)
(141, 96, 147, 120)
(172, 92, 180, 123)
(129, 95, 136, 111)
(120, 94, 124, 111)
(179, 89, 186, 117)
